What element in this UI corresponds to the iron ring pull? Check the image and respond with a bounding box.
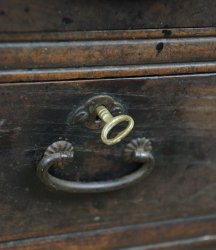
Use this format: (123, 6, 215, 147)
(37, 138, 154, 193)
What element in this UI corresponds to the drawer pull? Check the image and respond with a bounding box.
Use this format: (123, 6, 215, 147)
(96, 105, 134, 146)
(37, 138, 154, 193)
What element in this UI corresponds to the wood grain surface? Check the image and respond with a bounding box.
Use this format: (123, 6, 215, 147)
(1, 37, 216, 71)
(0, 74, 216, 248)
(0, 28, 215, 42)
(1, 215, 216, 249)
(1, 62, 216, 84)
(0, 0, 215, 32)
(1, 27, 215, 83)
(1, 0, 216, 249)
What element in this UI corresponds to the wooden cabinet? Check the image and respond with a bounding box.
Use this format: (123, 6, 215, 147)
(0, 1, 216, 249)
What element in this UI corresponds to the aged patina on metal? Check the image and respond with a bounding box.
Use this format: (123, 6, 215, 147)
(37, 138, 154, 193)
(70, 95, 134, 145)
(95, 105, 134, 146)
(71, 95, 125, 129)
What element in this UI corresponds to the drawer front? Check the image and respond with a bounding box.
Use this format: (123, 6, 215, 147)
(1, 74, 216, 247)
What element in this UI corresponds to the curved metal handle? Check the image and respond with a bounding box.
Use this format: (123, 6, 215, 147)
(37, 138, 154, 193)
(96, 105, 134, 146)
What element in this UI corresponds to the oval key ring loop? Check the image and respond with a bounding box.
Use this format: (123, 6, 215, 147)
(37, 139, 154, 193)
(96, 106, 134, 146)
(102, 115, 134, 146)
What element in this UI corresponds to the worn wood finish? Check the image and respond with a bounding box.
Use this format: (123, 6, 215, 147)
(3, 238, 216, 250)
(1, 215, 216, 250)
(1, 62, 216, 83)
(1, 28, 216, 42)
(0, 0, 215, 33)
(1, 74, 216, 246)
(1, 37, 216, 70)
(1, 0, 216, 249)
(1, 28, 216, 82)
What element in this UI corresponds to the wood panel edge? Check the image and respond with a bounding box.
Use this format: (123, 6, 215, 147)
(0, 28, 216, 42)
(0, 62, 216, 83)
(1, 214, 216, 250)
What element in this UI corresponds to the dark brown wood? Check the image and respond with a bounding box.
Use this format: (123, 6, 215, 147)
(1, 37, 216, 70)
(1, 74, 216, 247)
(1, 28, 216, 83)
(1, 1, 216, 248)
(1, 62, 216, 83)
(0, 0, 215, 33)
(0, 28, 216, 42)
(1, 215, 216, 250)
